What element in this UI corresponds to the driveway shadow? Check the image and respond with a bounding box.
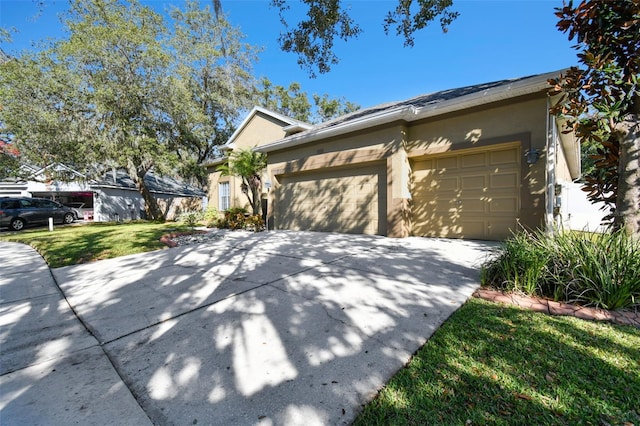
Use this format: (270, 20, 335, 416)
(4, 231, 496, 425)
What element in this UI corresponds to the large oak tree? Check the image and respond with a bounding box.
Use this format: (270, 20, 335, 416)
(0, 0, 257, 219)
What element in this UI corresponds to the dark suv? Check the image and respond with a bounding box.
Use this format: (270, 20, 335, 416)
(0, 197, 76, 231)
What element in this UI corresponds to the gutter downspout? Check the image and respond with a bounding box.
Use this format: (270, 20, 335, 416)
(545, 97, 557, 234)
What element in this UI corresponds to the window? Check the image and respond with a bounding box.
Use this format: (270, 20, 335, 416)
(219, 182, 230, 211)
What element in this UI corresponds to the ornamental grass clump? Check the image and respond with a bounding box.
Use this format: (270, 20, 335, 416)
(481, 230, 640, 310)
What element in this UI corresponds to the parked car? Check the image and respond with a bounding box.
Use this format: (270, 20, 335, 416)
(64, 202, 85, 220)
(0, 197, 76, 231)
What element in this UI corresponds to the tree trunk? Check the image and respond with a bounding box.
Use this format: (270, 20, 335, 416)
(614, 114, 640, 237)
(250, 184, 261, 216)
(246, 175, 262, 216)
(133, 168, 164, 221)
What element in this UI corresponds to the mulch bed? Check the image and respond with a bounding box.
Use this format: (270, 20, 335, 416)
(159, 230, 208, 248)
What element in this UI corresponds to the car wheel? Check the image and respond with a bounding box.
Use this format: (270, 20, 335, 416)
(63, 212, 75, 224)
(10, 218, 25, 231)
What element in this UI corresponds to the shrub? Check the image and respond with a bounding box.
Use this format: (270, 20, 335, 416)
(245, 214, 265, 232)
(216, 207, 247, 230)
(481, 229, 640, 310)
(203, 206, 220, 228)
(215, 207, 265, 233)
(178, 211, 201, 228)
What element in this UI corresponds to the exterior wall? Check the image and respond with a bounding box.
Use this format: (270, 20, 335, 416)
(406, 95, 549, 231)
(94, 188, 145, 222)
(206, 112, 294, 213)
(266, 95, 549, 237)
(206, 169, 257, 213)
(94, 188, 202, 221)
(157, 196, 203, 221)
(232, 111, 292, 150)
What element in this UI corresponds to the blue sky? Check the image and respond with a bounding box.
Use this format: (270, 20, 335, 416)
(1, 0, 578, 109)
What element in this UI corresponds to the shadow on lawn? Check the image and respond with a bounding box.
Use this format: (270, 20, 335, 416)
(354, 298, 640, 425)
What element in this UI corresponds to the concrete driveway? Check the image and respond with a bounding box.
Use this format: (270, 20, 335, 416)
(0, 230, 496, 425)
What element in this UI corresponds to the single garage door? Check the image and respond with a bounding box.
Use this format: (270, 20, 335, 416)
(412, 144, 520, 240)
(275, 164, 386, 235)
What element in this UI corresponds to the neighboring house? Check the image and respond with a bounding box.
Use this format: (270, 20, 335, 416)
(0, 164, 205, 222)
(92, 169, 206, 222)
(208, 70, 601, 240)
(204, 106, 312, 215)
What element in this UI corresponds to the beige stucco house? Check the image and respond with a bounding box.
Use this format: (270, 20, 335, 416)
(205, 107, 312, 215)
(206, 70, 580, 240)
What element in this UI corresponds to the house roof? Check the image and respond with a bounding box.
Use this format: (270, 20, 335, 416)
(202, 106, 312, 168)
(92, 170, 205, 197)
(33, 163, 87, 180)
(222, 106, 312, 151)
(256, 70, 568, 154)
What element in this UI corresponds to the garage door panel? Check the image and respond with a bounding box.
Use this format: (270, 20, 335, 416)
(461, 175, 486, 190)
(276, 165, 385, 235)
(491, 148, 519, 165)
(436, 157, 458, 170)
(490, 172, 519, 189)
(462, 198, 485, 213)
(461, 152, 487, 168)
(459, 221, 485, 237)
(488, 197, 518, 214)
(412, 144, 520, 240)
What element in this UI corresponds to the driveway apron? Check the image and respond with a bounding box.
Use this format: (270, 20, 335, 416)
(1, 231, 496, 425)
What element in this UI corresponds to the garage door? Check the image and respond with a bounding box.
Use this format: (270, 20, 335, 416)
(275, 164, 386, 235)
(412, 144, 520, 240)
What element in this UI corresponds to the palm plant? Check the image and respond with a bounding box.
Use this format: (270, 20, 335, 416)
(216, 148, 267, 215)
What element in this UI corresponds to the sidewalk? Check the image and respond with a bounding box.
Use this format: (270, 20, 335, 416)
(0, 242, 152, 425)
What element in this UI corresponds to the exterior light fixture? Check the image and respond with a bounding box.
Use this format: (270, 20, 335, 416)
(525, 148, 540, 164)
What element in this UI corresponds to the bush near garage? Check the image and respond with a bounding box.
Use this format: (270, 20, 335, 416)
(215, 207, 264, 232)
(480, 229, 640, 310)
(203, 206, 220, 228)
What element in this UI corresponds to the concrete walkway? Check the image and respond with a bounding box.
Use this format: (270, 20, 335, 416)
(0, 231, 496, 425)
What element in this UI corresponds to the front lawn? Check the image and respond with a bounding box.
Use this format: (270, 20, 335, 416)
(355, 298, 640, 426)
(0, 221, 190, 267)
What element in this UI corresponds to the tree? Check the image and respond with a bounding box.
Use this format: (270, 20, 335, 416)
(0, 0, 257, 220)
(312, 92, 360, 123)
(257, 78, 312, 122)
(549, 0, 639, 235)
(269, 0, 458, 76)
(216, 147, 267, 215)
(256, 77, 360, 123)
(166, 0, 257, 186)
(59, 0, 177, 220)
(0, 134, 20, 179)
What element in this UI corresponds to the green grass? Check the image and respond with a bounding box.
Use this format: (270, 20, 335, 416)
(0, 221, 190, 267)
(354, 298, 640, 426)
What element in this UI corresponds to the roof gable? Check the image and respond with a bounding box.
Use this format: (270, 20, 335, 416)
(224, 106, 311, 151)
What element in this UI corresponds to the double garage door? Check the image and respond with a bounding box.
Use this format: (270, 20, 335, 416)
(273, 144, 520, 240)
(412, 144, 521, 240)
(275, 164, 386, 235)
